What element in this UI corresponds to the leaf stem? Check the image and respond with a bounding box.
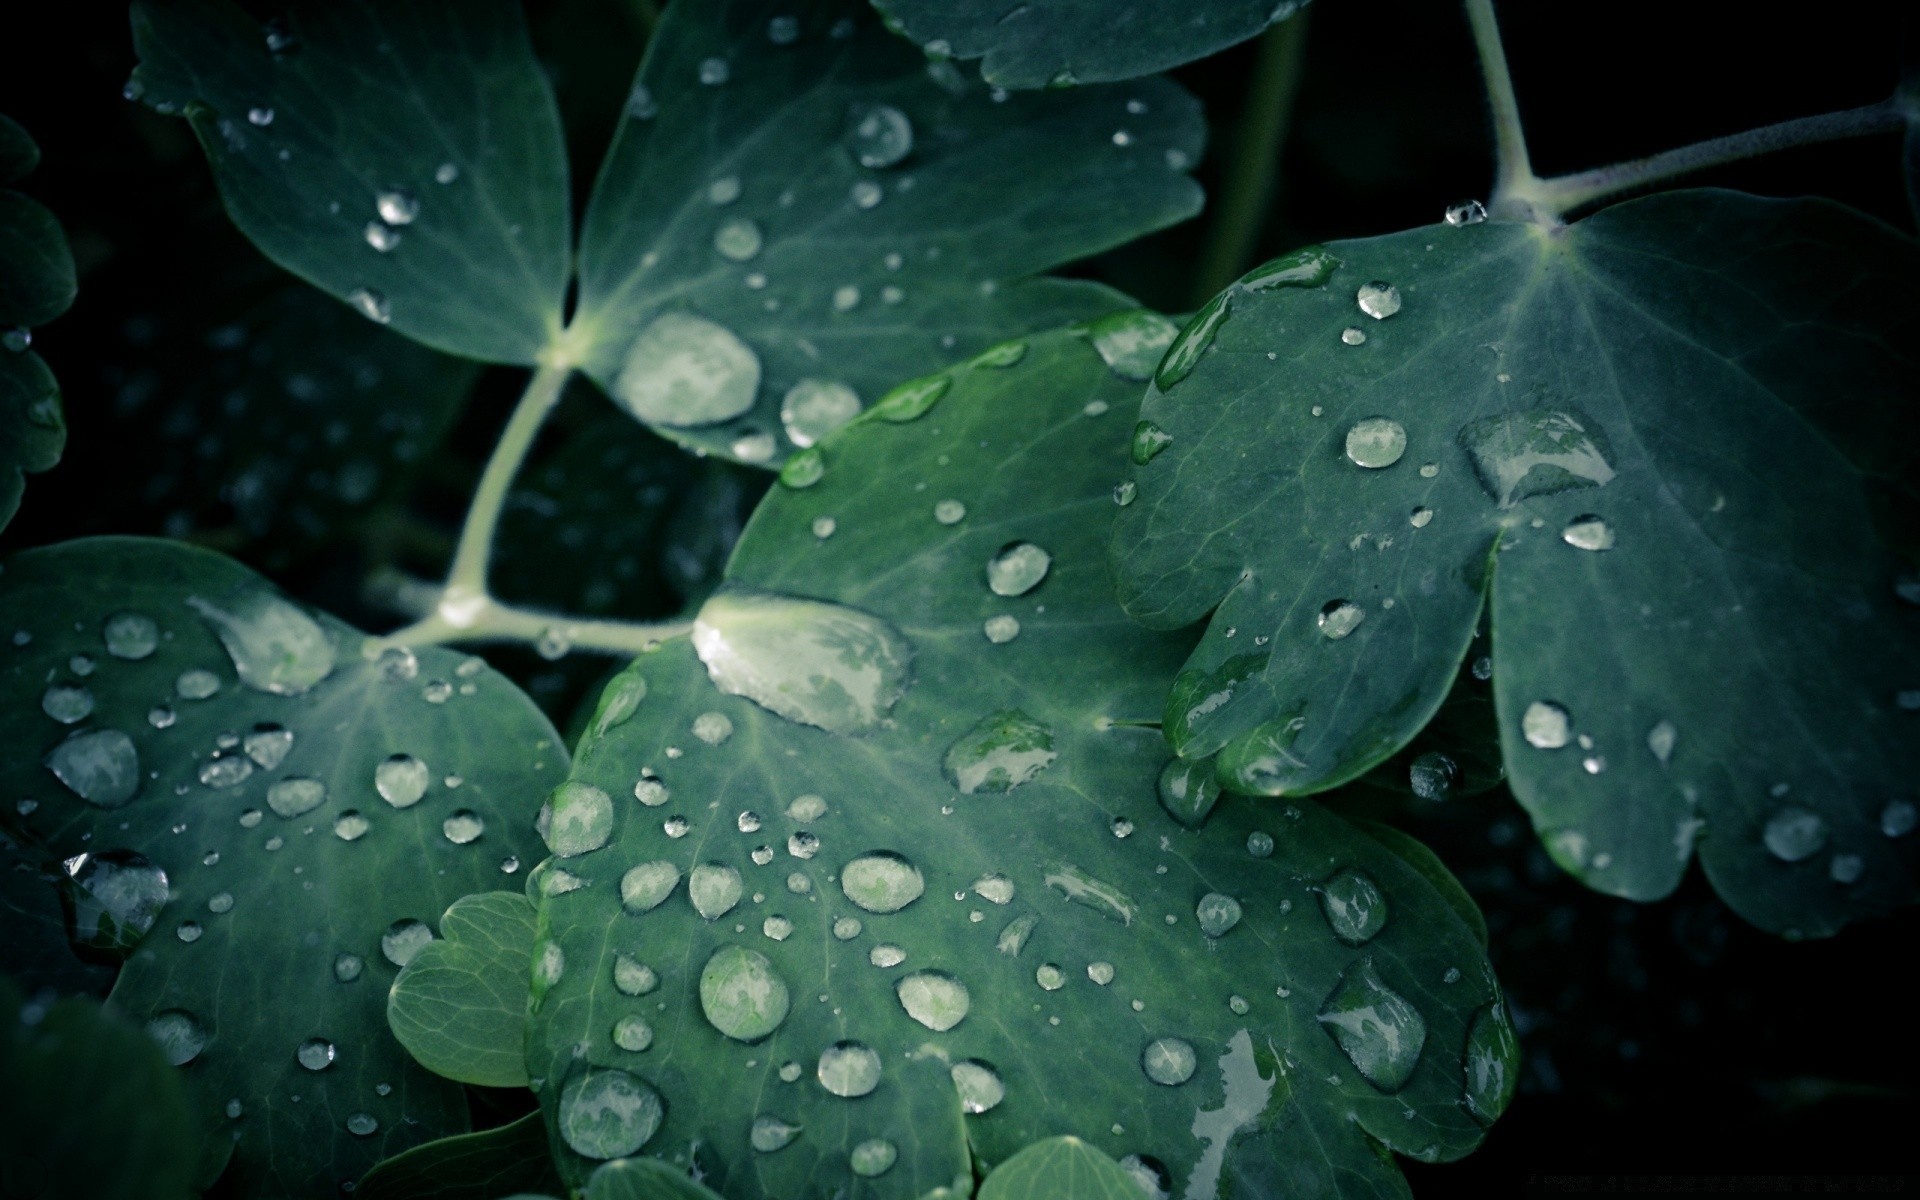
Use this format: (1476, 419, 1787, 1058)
(1190, 12, 1310, 304)
(1463, 0, 1539, 218)
(378, 598, 691, 657)
(1527, 99, 1905, 214)
(444, 358, 571, 598)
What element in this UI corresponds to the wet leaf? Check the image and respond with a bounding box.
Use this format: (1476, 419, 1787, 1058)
(872, 0, 1307, 89)
(529, 325, 1508, 1198)
(129, 0, 571, 363)
(585, 1157, 728, 1200)
(0, 975, 201, 1200)
(1114, 191, 1920, 937)
(0, 112, 71, 532)
(355, 1112, 564, 1200)
(388, 891, 537, 1088)
(976, 1137, 1142, 1200)
(0, 538, 566, 1197)
(569, 0, 1203, 463)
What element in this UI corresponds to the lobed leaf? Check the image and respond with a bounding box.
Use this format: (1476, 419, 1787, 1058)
(527, 323, 1512, 1198)
(1113, 191, 1920, 937)
(976, 1137, 1144, 1200)
(0, 538, 566, 1196)
(354, 1111, 565, 1200)
(871, 0, 1308, 89)
(128, 0, 571, 364)
(569, 0, 1204, 464)
(388, 890, 538, 1088)
(0, 112, 72, 532)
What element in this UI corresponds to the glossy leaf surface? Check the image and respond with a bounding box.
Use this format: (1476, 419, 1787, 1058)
(0, 112, 71, 532)
(389, 891, 538, 1088)
(1114, 192, 1920, 937)
(976, 1137, 1144, 1200)
(355, 1112, 564, 1200)
(529, 325, 1510, 1198)
(571, 0, 1203, 463)
(0, 538, 565, 1196)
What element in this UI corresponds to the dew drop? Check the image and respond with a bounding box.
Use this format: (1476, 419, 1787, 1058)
(699, 945, 790, 1042)
(943, 709, 1056, 794)
(1562, 514, 1616, 551)
(381, 918, 433, 967)
(557, 1068, 663, 1160)
(1318, 957, 1427, 1092)
(816, 1041, 882, 1098)
(1141, 1037, 1197, 1086)
(951, 1059, 1005, 1113)
(1762, 807, 1827, 862)
(690, 862, 745, 920)
(1522, 701, 1572, 749)
(1344, 418, 1407, 469)
(103, 611, 160, 659)
(45, 730, 141, 808)
(896, 970, 970, 1030)
(840, 851, 924, 913)
(846, 104, 913, 168)
(615, 313, 760, 428)
(1319, 868, 1388, 944)
(147, 1010, 208, 1067)
(986, 542, 1051, 597)
(1356, 281, 1402, 319)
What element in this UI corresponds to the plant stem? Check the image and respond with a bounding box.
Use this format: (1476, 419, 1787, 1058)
(1190, 12, 1310, 305)
(1463, 0, 1538, 216)
(444, 359, 571, 599)
(1529, 99, 1905, 213)
(379, 597, 691, 656)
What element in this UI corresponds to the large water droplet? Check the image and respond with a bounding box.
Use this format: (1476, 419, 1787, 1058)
(693, 590, 913, 735)
(542, 781, 613, 856)
(781, 379, 861, 448)
(103, 611, 160, 659)
(1195, 892, 1243, 937)
(1763, 807, 1827, 862)
(1083, 309, 1179, 382)
(751, 1115, 802, 1152)
(1463, 1001, 1518, 1124)
(1409, 752, 1458, 801)
(442, 809, 484, 844)
(1562, 514, 1615, 551)
(1356, 281, 1402, 319)
(1042, 862, 1137, 925)
(816, 1041, 882, 1098)
(850, 1138, 898, 1177)
(1521, 701, 1571, 749)
(614, 313, 760, 428)
(699, 945, 790, 1042)
(690, 862, 744, 919)
(267, 777, 327, 819)
(1319, 868, 1387, 944)
(45, 730, 140, 808)
(187, 590, 334, 695)
(1344, 418, 1407, 469)
(41, 683, 94, 724)
(1461, 408, 1616, 507)
(558, 1068, 664, 1160)
(374, 753, 430, 808)
(1317, 599, 1365, 640)
(841, 851, 924, 913)
(896, 970, 969, 1031)
(147, 1010, 208, 1066)
(1445, 199, 1488, 227)
(1241, 244, 1340, 293)
(1154, 290, 1233, 391)
(612, 1015, 654, 1052)
(613, 954, 659, 996)
(986, 542, 1051, 597)
(846, 104, 913, 167)
(296, 1037, 336, 1071)
(713, 217, 763, 262)
(63, 850, 168, 956)
(1157, 757, 1221, 828)
(621, 861, 681, 913)
(381, 918, 433, 967)
(943, 709, 1057, 794)
(1318, 957, 1427, 1092)
(951, 1059, 1005, 1113)
(1141, 1037, 1197, 1086)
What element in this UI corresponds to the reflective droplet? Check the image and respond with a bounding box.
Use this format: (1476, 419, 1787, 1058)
(693, 711, 735, 746)
(690, 862, 745, 920)
(633, 773, 669, 807)
(1562, 514, 1615, 551)
(1318, 599, 1365, 640)
(333, 953, 363, 982)
(267, 777, 327, 819)
(557, 1068, 663, 1160)
(781, 379, 861, 448)
(612, 1015, 654, 1052)
(243, 724, 294, 769)
(699, 945, 790, 1042)
(1319, 868, 1387, 944)
(1131, 420, 1174, 464)
(1646, 720, 1677, 764)
(1462, 408, 1616, 507)
(375, 189, 419, 225)
(985, 542, 1051, 597)
(1113, 481, 1138, 506)
(983, 615, 1020, 644)
(175, 669, 220, 700)
(103, 612, 160, 659)
(1043, 863, 1137, 926)
(1035, 962, 1066, 991)
(45, 729, 141, 808)
(1319, 957, 1427, 1092)
(1445, 199, 1488, 226)
(849, 180, 883, 209)
(840, 851, 924, 913)
(944, 709, 1056, 794)
(296, 1037, 335, 1071)
(333, 810, 370, 841)
(1246, 830, 1274, 858)
(1829, 853, 1864, 884)
(349, 287, 391, 324)
(1341, 326, 1367, 346)
(1762, 807, 1827, 863)
(374, 754, 430, 808)
(996, 914, 1038, 955)
(1356, 281, 1402, 319)
(896, 970, 969, 1030)
(1409, 752, 1459, 801)
(147, 1010, 207, 1066)
(850, 1138, 897, 1177)
(1157, 757, 1221, 828)
(713, 216, 763, 261)
(1410, 506, 1434, 529)
(934, 499, 967, 525)
(1196, 892, 1243, 937)
(40, 683, 94, 724)
(176, 920, 202, 943)
(1344, 418, 1407, 469)
(1522, 701, 1571, 749)
(1083, 309, 1180, 382)
(442, 810, 484, 844)
(620, 862, 681, 913)
(346, 1112, 379, 1137)
(951, 1059, 1005, 1113)
(1141, 1037, 1197, 1086)
(615, 313, 760, 428)
(816, 1041, 882, 1098)
(187, 590, 334, 695)
(381, 918, 433, 966)
(1882, 801, 1917, 838)
(1463, 1002, 1518, 1123)
(542, 781, 612, 856)
(1241, 244, 1340, 293)
(63, 851, 168, 956)
(693, 590, 913, 735)
(613, 955, 659, 997)
(198, 753, 253, 790)
(751, 1114, 802, 1152)
(846, 104, 913, 168)
(364, 221, 400, 252)
(871, 373, 950, 422)
(869, 943, 905, 968)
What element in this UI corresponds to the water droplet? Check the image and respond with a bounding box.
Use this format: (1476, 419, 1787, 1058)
(1562, 514, 1615, 551)
(869, 943, 905, 967)
(700, 945, 790, 1042)
(1154, 290, 1233, 391)
(612, 1015, 654, 1052)
(1829, 853, 1864, 884)
(372, 753, 430, 808)
(1035, 962, 1066, 991)
(1341, 326, 1367, 346)
(1463, 1002, 1518, 1123)
(442, 809, 483, 844)
(187, 590, 334, 695)
(40, 683, 94, 724)
(147, 1010, 207, 1066)
(543, 781, 613, 856)
(1445, 199, 1488, 226)
(381, 918, 433, 966)
(176, 920, 202, 943)
(751, 1115, 802, 1152)
(713, 216, 763, 262)
(1241, 244, 1340, 293)
(345, 1112, 379, 1137)
(435, 161, 460, 184)
(173, 669, 218, 701)
(1763, 807, 1827, 862)
(63, 851, 168, 956)
(103, 612, 159, 659)
(934, 499, 967, 525)
(1646, 720, 1677, 764)
(617, 861, 682, 914)
(364, 221, 401, 252)
(1314, 598, 1367, 641)
(558, 1068, 663, 1160)
(334, 810, 370, 841)
(1196, 892, 1243, 937)
(1083, 309, 1180, 381)
(767, 14, 800, 43)
(787, 831, 819, 859)
(295, 1037, 336, 1071)
(896, 970, 969, 1030)
(951, 1060, 1005, 1113)
(615, 313, 760, 428)
(816, 1041, 882, 1098)
(267, 777, 327, 819)
(699, 56, 731, 85)
(1319, 868, 1387, 944)
(693, 711, 734, 746)
(1110, 816, 1135, 839)
(983, 615, 1020, 644)
(348, 287, 390, 324)
(375, 189, 418, 225)
(781, 379, 861, 447)
(986, 542, 1051, 597)
(846, 104, 913, 168)
(1113, 480, 1138, 506)
(850, 1138, 897, 1177)
(1522, 701, 1571, 749)
(1882, 800, 1917, 838)
(1131, 420, 1174, 464)
(1156, 757, 1221, 828)
(849, 180, 883, 209)
(831, 916, 862, 941)
(633, 772, 669, 807)
(1356, 281, 1402, 319)
(840, 851, 924, 914)
(333, 953, 363, 982)
(693, 590, 914, 735)
(1319, 957, 1427, 1092)
(198, 752, 253, 790)
(1142, 1037, 1197, 1086)
(943, 709, 1057, 793)
(1462, 408, 1616, 507)
(45, 729, 141, 808)
(690, 863, 745, 920)
(1344, 418, 1408, 469)
(870, 373, 950, 422)
(243, 724, 294, 769)
(1409, 752, 1458, 801)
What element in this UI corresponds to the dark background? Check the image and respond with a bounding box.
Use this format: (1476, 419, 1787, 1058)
(3, 1, 1916, 1193)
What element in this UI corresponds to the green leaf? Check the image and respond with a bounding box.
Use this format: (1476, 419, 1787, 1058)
(585, 1157, 728, 1200)
(529, 323, 1509, 1198)
(871, 0, 1306, 89)
(0, 975, 202, 1200)
(128, 0, 571, 364)
(0, 537, 568, 1196)
(389, 891, 538, 1087)
(1113, 191, 1920, 937)
(355, 1112, 565, 1200)
(977, 1137, 1143, 1200)
(569, 0, 1203, 464)
(0, 112, 72, 533)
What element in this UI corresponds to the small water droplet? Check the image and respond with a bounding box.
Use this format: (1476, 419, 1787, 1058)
(1409, 752, 1459, 801)
(934, 498, 967, 525)
(1113, 480, 1138, 506)
(781, 379, 861, 448)
(1763, 807, 1828, 862)
(267, 777, 327, 819)
(441, 809, 483, 844)
(374, 754, 430, 808)
(612, 1014, 654, 1052)
(558, 1068, 663, 1160)
(1196, 892, 1243, 937)
(700, 945, 790, 1042)
(1522, 701, 1572, 749)
(348, 287, 391, 324)
(850, 1138, 898, 1177)
(951, 1059, 1005, 1113)
(1318, 599, 1366, 640)
(1141, 1037, 1197, 1086)
(1131, 420, 1174, 464)
(986, 542, 1051, 597)
(982, 615, 1020, 644)
(713, 216, 763, 261)
(869, 942, 905, 967)
(1318, 957, 1427, 1092)
(1356, 281, 1402, 320)
(846, 104, 913, 168)
(147, 1010, 207, 1066)
(693, 711, 735, 745)
(1562, 514, 1615, 551)
(1344, 418, 1408, 469)
(1882, 800, 1917, 838)
(699, 57, 731, 85)
(751, 1114, 802, 1152)
(1319, 868, 1387, 944)
(103, 612, 159, 659)
(381, 918, 433, 967)
(944, 709, 1057, 794)
(297, 1037, 336, 1071)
